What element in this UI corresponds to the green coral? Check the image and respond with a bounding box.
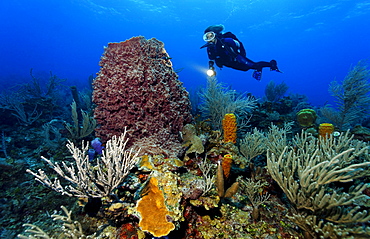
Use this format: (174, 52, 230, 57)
(296, 108, 317, 127)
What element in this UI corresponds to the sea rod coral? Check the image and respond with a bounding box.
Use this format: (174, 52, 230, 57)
(267, 130, 370, 238)
(198, 76, 257, 131)
(26, 128, 140, 198)
(320, 60, 370, 130)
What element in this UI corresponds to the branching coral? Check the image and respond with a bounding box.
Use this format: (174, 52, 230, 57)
(198, 77, 257, 131)
(267, 130, 370, 238)
(26, 128, 140, 198)
(265, 122, 292, 157)
(198, 156, 216, 196)
(25, 69, 66, 100)
(0, 92, 43, 126)
(239, 178, 270, 221)
(321, 60, 370, 130)
(65, 100, 96, 140)
(264, 80, 289, 102)
(239, 127, 266, 166)
(18, 206, 89, 238)
(0, 70, 66, 126)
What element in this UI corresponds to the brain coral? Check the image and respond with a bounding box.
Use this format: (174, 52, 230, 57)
(93, 36, 192, 156)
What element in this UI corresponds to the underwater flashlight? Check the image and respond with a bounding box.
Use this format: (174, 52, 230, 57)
(207, 61, 216, 77)
(207, 67, 216, 77)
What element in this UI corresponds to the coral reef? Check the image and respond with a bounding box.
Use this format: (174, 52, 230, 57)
(0, 70, 66, 127)
(18, 206, 88, 238)
(134, 155, 184, 237)
(6, 37, 370, 239)
(351, 124, 370, 141)
(92, 36, 192, 156)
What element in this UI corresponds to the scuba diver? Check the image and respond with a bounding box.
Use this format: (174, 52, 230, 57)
(200, 24, 282, 81)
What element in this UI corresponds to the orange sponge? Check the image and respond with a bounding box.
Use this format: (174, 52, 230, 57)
(319, 123, 335, 139)
(222, 113, 237, 143)
(136, 177, 175, 237)
(222, 154, 233, 179)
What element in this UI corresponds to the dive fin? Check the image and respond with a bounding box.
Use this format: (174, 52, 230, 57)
(270, 59, 283, 73)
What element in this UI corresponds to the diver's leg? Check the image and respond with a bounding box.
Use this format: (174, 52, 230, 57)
(236, 56, 270, 71)
(253, 61, 271, 70)
(234, 55, 264, 80)
(254, 60, 282, 72)
(235, 55, 255, 69)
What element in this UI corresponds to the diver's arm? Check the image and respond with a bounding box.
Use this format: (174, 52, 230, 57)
(207, 47, 217, 60)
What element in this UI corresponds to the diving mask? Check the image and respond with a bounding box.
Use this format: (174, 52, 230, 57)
(203, 31, 216, 42)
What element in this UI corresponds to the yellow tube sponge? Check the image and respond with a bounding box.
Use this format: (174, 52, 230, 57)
(319, 123, 335, 139)
(222, 113, 237, 143)
(136, 177, 175, 237)
(222, 154, 233, 179)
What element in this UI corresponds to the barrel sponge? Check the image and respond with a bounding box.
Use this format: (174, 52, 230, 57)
(136, 177, 175, 237)
(296, 109, 317, 127)
(92, 36, 192, 155)
(222, 113, 237, 143)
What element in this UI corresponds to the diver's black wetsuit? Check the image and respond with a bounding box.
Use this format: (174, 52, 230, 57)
(202, 31, 279, 80)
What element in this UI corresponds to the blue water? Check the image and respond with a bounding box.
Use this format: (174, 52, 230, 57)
(1, 0, 370, 106)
